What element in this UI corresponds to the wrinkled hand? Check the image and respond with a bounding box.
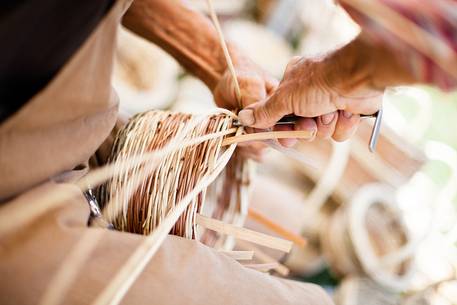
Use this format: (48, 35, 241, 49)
(213, 55, 279, 161)
(237, 48, 383, 147)
(213, 56, 278, 111)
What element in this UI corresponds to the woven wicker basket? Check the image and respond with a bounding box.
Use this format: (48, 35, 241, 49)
(99, 110, 250, 249)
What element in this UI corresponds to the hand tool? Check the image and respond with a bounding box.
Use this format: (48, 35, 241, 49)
(234, 109, 383, 152)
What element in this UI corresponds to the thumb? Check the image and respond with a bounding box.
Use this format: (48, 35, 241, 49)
(238, 92, 292, 128)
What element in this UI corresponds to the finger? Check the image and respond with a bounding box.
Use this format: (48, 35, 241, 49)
(238, 73, 267, 107)
(273, 124, 297, 147)
(294, 117, 317, 142)
(213, 72, 237, 109)
(332, 110, 360, 142)
(238, 92, 292, 128)
(316, 111, 338, 139)
(214, 71, 268, 110)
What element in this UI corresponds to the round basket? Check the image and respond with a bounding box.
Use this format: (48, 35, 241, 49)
(320, 184, 415, 291)
(99, 110, 250, 249)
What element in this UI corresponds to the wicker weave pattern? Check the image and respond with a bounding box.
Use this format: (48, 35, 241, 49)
(100, 110, 248, 244)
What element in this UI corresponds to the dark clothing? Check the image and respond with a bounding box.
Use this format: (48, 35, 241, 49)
(0, 0, 114, 123)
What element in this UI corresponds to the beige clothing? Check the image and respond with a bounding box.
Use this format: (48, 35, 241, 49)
(0, 0, 333, 304)
(0, 182, 332, 305)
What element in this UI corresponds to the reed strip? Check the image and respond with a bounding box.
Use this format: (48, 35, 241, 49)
(196, 214, 292, 253)
(222, 130, 314, 146)
(248, 208, 307, 249)
(237, 240, 290, 277)
(219, 250, 254, 261)
(206, 0, 242, 106)
(242, 263, 279, 273)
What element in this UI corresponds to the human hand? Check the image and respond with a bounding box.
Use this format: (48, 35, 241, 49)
(213, 53, 278, 111)
(237, 41, 383, 147)
(213, 50, 279, 160)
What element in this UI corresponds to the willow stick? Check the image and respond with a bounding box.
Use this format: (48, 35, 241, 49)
(248, 208, 307, 249)
(219, 250, 254, 261)
(196, 214, 292, 253)
(242, 263, 279, 273)
(222, 130, 314, 146)
(206, 0, 242, 107)
(237, 240, 290, 277)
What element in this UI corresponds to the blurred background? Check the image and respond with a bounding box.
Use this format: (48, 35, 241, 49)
(112, 0, 457, 304)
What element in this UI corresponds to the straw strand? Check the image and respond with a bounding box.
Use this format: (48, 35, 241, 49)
(206, 0, 242, 107)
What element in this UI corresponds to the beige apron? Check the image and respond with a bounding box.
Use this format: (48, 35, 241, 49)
(0, 1, 333, 304)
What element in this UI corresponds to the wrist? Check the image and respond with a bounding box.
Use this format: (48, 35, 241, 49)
(319, 38, 376, 93)
(321, 36, 415, 91)
(369, 46, 417, 88)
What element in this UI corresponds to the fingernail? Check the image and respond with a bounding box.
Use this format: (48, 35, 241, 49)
(312, 128, 317, 137)
(343, 111, 353, 119)
(309, 128, 317, 140)
(238, 109, 255, 126)
(321, 112, 336, 125)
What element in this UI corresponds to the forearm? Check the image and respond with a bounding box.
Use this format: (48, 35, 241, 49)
(321, 36, 416, 92)
(123, 0, 230, 90)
